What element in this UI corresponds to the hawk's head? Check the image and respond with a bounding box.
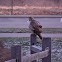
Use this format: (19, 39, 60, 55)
(29, 17, 34, 21)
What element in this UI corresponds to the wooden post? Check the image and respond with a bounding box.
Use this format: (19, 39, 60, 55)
(42, 38, 51, 62)
(11, 45, 22, 62)
(22, 50, 49, 62)
(30, 34, 37, 62)
(30, 34, 37, 45)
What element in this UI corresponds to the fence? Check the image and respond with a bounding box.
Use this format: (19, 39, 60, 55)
(5, 34, 51, 62)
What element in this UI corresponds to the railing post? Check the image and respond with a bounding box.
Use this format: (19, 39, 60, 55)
(30, 34, 37, 45)
(30, 34, 37, 62)
(11, 45, 22, 62)
(42, 38, 51, 62)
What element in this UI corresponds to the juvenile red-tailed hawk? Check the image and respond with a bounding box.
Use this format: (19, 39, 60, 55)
(29, 17, 42, 40)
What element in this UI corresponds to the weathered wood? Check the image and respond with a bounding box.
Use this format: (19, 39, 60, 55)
(42, 38, 51, 62)
(22, 50, 49, 62)
(30, 34, 37, 62)
(5, 49, 49, 62)
(11, 45, 16, 59)
(5, 37, 51, 62)
(30, 34, 37, 45)
(11, 45, 22, 62)
(31, 45, 42, 53)
(5, 59, 16, 62)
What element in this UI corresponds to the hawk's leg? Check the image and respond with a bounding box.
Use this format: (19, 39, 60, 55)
(33, 30, 42, 40)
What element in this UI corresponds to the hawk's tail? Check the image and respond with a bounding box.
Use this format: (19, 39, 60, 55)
(36, 33, 42, 40)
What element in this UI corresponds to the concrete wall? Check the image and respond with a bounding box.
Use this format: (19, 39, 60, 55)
(0, 15, 62, 28)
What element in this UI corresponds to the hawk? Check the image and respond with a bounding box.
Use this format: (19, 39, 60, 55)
(29, 17, 42, 40)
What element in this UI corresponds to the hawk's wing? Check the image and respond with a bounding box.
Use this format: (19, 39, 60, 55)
(29, 20, 42, 33)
